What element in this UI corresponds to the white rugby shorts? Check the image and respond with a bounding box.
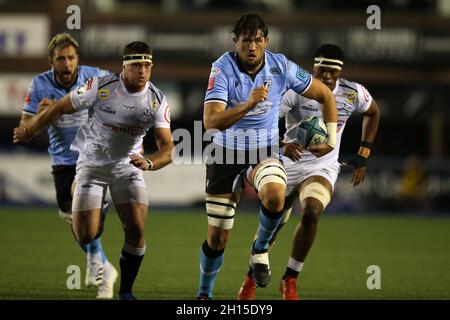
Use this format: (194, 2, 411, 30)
(284, 156, 341, 197)
(72, 164, 148, 211)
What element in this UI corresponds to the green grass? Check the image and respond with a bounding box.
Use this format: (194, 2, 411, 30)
(0, 208, 449, 300)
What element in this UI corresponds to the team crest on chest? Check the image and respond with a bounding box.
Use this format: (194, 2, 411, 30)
(345, 92, 356, 104)
(98, 89, 110, 100)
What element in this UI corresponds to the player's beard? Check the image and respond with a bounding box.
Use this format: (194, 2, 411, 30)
(241, 54, 263, 73)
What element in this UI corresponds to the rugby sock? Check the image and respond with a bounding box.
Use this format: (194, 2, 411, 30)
(197, 240, 224, 298)
(119, 242, 146, 295)
(283, 257, 304, 279)
(253, 205, 284, 252)
(78, 238, 107, 263)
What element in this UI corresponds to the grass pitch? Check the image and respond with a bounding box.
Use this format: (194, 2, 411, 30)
(0, 208, 449, 300)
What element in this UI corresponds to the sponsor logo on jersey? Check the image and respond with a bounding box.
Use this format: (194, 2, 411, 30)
(104, 124, 144, 136)
(207, 77, 215, 91)
(296, 66, 309, 82)
(99, 106, 116, 114)
(270, 67, 281, 76)
(98, 89, 110, 100)
(300, 104, 319, 112)
(360, 85, 370, 102)
(151, 99, 159, 111)
(207, 66, 221, 91)
(24, 93, 31, 105)
(209, 66, 221, 77)
(337, 102, 352, 116)
(121, 104, 136, 110)
(126, 172, 142, 182)
(164, 106, 171, 123)
(139, 109, 151, 124)
(77, 78, 94, 95)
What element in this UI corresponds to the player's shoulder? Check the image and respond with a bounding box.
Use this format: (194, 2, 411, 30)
(337, 78, 361, 93)
(212, 52, 235, 70)
(78, 65, 108, 78)
(147, 81, 166, 105)
(265, 50, 296, 74)
(31, 69, 54, 87)
(96, 73, 120, 89)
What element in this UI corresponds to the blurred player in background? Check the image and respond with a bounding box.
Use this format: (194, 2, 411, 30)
(197, 13, 337, 299)
(237, 44, 381, 300)
(14, 41, 174, 300)
(19, 33, 117, 299)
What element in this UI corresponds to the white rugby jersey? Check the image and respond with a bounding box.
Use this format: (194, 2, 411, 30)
(280, 78, 372, 167)
(69, 73, 171, 166)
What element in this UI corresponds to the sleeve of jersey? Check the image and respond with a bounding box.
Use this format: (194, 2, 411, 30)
(22, 78, 40, 116)
(204, 65, 228, 106)
(98, 68, 111, 77)
(285, 60, 312, 95)
(70, 77, 99, 111)
(356, 83, 373, 113)
(154, 96, 171, 129)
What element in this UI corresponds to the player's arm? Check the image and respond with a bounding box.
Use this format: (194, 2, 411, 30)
(203, 86, 268, 131)
(13, 95, 75, 143)
(350, 98, 381, 186)
(301, 78, 338, 157)
(280, 91, 304, 161)
(129, 128, 174, 171)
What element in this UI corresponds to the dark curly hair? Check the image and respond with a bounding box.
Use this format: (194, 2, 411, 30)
(232, 13, 268, 38)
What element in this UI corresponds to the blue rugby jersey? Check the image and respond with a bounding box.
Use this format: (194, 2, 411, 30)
(22, 66, 109, 165)
(204, 51, 312, 150)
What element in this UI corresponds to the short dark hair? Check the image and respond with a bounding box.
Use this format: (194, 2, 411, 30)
(48, 33, 79, 58)
(123, 41, 152, 56)
(314, 44, 345, 63)
(232, 13, 268, 38)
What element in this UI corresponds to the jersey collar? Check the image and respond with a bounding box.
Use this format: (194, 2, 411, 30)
(119, 73, 149, 96)
(234, 51, 266, 81)
(51, 67, 79, 93)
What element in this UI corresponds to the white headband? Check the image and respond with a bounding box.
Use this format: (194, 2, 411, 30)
(314, 57, 344, 70)
(123, 54, 153, 66)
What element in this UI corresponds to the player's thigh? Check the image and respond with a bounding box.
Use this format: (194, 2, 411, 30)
(51, 165, 76, 213)
(299, 175, 333, 212)
(115, 202, 148, 232)
(72, 208, 103, 240)
(109, 166, 148, 207)
(205, 161, 248, 231)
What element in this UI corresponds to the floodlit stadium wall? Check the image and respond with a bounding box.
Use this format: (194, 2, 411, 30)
(1, 153, 449, 213)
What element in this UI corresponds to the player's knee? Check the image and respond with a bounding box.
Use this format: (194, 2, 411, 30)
(123, 223, 145, 241)
(206, 196, 236, 230)
(208, 228, 229, 251)
(302, 205, 321, 227)
(253, 159, 287, 212)
(74, 229, 96, 245)
(260, 183, 285, 212)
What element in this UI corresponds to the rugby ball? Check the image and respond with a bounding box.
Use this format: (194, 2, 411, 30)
(295, 116, 328, 147)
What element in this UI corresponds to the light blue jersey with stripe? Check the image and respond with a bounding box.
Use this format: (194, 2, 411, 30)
(22, 66, 109, 165)
(204, 51, 312, 150)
